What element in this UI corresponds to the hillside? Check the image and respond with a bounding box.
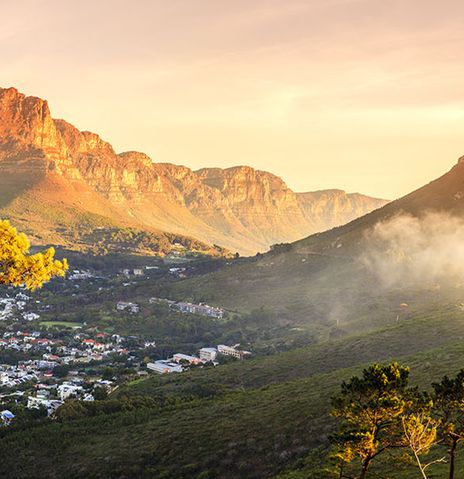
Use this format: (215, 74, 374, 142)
(2, 301, 464, 478)
(165, 156, 464, 324)
(294, 156, 464, 255)
(0, 87, 387, 255)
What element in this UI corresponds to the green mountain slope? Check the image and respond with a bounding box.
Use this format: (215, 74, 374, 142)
(2, 308, 464, 478)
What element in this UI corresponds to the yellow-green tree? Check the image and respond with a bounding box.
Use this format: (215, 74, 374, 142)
(0, 219, 68, 290)
(330, 362, 410, 479)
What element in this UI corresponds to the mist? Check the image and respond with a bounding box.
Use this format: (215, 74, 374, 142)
(360, 212, 464, 288)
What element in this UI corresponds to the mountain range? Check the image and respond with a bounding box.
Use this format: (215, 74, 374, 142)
(2, 153, 464, 478)
(0, 87, 387, 255)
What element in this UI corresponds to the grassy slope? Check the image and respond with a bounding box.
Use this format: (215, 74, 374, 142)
(3, 310, 464, 478)
(0, 173, 225, 256)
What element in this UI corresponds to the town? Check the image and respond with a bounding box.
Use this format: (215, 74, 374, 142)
(0, 270, 251, 426)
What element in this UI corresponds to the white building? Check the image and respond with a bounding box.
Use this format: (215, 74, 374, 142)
(23, 312, 40, 321)
(116, 302, 140, 314)
(147, 360, 183, 374)
(217, 344, 251, 360)
(172, 302, 224, 319)
(199, 347, 218, 362)
(57, 383, 84, 401)
(27, 396, 63, 416)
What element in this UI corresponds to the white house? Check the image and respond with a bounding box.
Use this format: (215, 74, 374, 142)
(57, 383, 84, 401)
(27, 396, 63, 416)
(116, 302, 140, 314)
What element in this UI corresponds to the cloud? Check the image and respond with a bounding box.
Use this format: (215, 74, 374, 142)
(361, 212, 464, 288)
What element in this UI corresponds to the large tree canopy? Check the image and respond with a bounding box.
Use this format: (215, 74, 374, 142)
(0, 219, 68, 290)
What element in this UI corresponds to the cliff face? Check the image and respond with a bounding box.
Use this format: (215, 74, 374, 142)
(0, 87, 389, 254)
(297, 190, 388, 233)
(195, 167, 311, 246)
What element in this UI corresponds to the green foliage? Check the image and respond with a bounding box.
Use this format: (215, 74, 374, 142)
(81, 226, 229, 257)
(432, 370, 464, 478)
(330, 362, 411, 477)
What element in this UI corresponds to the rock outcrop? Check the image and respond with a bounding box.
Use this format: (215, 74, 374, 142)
(0, 86, 389, 254)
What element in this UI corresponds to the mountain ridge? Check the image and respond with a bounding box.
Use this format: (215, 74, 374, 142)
(0, 86, 388, 254)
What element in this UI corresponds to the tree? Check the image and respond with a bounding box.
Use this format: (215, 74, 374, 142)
(432, 370, 464, 479)
(0, 220, 68, 290)
(401, 396, 442, 479)
(93, 386, 108, 400)
(330, 362, 410, 479)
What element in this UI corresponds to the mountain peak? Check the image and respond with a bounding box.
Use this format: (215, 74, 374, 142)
(118, 151, 154, 168)
(0, 86, 66, 160)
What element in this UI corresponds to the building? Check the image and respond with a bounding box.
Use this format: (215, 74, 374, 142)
(133, 269, 144, 276)
(68, 270, 94, 280)
(0, 410, 15, 426)
(116, 302, 140, 314)
(172, 353, 202, 365)
(147, 360, 183, 374)
(171, 301, 224, 319)
(27, 396, 63, 416)
(199, 347, 218, 362)
(37, 360, 57, 370)
(217, 344, 251, 360)
(57, 383, 84, 401)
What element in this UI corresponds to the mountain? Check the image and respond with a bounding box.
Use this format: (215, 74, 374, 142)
(296, 189, 389, 232)
(166, 156, 464, 332)
(0, 86, 387, 255)
(294, 155, 464, 255)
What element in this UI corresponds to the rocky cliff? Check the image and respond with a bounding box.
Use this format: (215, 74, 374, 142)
(0, 87, 388, 255)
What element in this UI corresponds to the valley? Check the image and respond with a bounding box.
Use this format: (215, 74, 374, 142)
(2, 223, 464, 478)
(1, 89, 464, 478)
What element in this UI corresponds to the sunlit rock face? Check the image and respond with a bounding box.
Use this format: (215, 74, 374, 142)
(0, 86, 389, 254)
(297, 189, 388, 232)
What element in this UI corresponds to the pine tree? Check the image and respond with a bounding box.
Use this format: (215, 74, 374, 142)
(432, 370, 464, 479)
(330, 362, 410, 479)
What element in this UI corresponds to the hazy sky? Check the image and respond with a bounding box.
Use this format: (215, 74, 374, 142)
(2, 0, 464, 199)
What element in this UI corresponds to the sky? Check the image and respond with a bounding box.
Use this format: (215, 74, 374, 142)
(1, 0, 464, 199)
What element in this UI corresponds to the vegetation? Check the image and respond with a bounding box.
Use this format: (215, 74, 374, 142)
(3, 315, 464, 478)
(3, 230, 464, 478)
(0, 219, 67, 289)
(330, 362, 411, 478)
(432, 371, 464, 478)
(80, 226, 229, 257)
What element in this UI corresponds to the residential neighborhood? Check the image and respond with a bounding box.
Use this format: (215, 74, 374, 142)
(0, 267, 251, 428)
